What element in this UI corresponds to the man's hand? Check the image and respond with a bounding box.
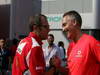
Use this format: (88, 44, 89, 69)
(50, 56, 61, 68)
(49, 56, 68, 75)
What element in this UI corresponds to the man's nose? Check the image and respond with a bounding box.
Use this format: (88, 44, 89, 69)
(62, 27, 66, 32)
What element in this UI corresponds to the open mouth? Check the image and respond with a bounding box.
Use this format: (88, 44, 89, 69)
(62, 30, 68, 37)
(62, 29, 72, 39)
(62, 29, 69, 34)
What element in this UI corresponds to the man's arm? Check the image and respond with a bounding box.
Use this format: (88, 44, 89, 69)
(49, 56, 68, 75)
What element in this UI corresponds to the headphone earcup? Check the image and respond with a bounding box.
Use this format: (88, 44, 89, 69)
(34, 14, 41, 26)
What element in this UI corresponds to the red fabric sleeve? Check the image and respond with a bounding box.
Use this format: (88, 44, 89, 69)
(91, 40, 100, 63)
(29, 46, 45, 75)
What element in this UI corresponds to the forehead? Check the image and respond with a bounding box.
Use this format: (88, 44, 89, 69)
(48, 36, 53, 40)
(48, 35, 54, 38)
(0, 39, 4, 42)
(62, 15, 72, 22)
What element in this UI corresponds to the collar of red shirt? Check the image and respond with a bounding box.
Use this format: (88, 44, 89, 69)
(29, 32, 43, 46)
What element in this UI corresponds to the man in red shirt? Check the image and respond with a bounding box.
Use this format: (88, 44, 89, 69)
(62, 10, 100, 75)
(12, 14, 56, 75)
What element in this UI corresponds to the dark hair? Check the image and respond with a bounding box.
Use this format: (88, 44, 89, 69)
(29, 14, 47, 32)
(48, 34, 54, 39)
(58, 41, 64, 47)
(0, 37, 7, 48)
(0, 37, 6, 42)
(63, 10, 82, 27)
(12, 38, 18, 45)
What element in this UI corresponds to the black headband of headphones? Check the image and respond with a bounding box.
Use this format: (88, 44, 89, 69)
(29, 14, 43, 32)
(33, 14, 42, 26)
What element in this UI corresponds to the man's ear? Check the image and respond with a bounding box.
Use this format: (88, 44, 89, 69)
(73, 20, 81, 29)
(73, 20, 77, 26)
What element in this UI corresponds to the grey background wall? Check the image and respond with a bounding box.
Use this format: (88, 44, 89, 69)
(10, 0, 100, 49)
(0, 5, 10, 38)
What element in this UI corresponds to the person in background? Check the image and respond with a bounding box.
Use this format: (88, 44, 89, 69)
(12, 14, 58, 75)
(10, 38, 19, 63)
(58, 41, 66, 67)
(0, 37, 10, 75)
(43, 34, 61, 71)
(62, 10, 100, 75)
(18, 35, 27, 42)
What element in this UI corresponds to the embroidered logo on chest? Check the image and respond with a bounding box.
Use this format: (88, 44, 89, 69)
(75, 50, 82, 57)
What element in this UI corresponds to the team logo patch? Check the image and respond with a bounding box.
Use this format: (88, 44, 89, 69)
(75, 50, 82, 57)
(36, 66, 43, 70)
(17, 42, 26, 54)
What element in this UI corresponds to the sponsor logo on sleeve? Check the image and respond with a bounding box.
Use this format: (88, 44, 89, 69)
(36, 66, 43, 70)
(17, 42, 26, 54)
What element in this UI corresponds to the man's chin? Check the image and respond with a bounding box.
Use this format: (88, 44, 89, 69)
(67, 36, 72, 40)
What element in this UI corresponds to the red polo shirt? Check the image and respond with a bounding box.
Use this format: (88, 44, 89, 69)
(67, 34, 100, 75)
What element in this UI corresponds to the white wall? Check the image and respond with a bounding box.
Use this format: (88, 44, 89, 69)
(0, 0, 11, 5)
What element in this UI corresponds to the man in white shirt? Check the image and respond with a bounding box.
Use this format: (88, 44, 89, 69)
(44, 34, 61, 71)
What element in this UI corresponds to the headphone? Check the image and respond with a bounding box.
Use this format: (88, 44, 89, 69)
(29, 14, 42, 31)
(33, 14, 42, 26)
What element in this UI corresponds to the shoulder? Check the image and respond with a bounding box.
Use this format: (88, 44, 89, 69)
(82, 34, 97, 43)
(83, 34, 95, 39)
(53, 44, 60, 50)
(83, 34, 99, 48)
(16, 37, 33, 54)
(19, 36, 39, 47)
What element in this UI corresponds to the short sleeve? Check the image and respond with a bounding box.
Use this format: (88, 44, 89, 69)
(91, 40, 100, 63)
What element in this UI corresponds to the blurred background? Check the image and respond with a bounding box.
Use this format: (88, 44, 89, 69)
(0, 0, 100, 49)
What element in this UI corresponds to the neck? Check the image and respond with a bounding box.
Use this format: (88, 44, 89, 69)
(48, 43, 54, 47)
(73, 30, 82, 43)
